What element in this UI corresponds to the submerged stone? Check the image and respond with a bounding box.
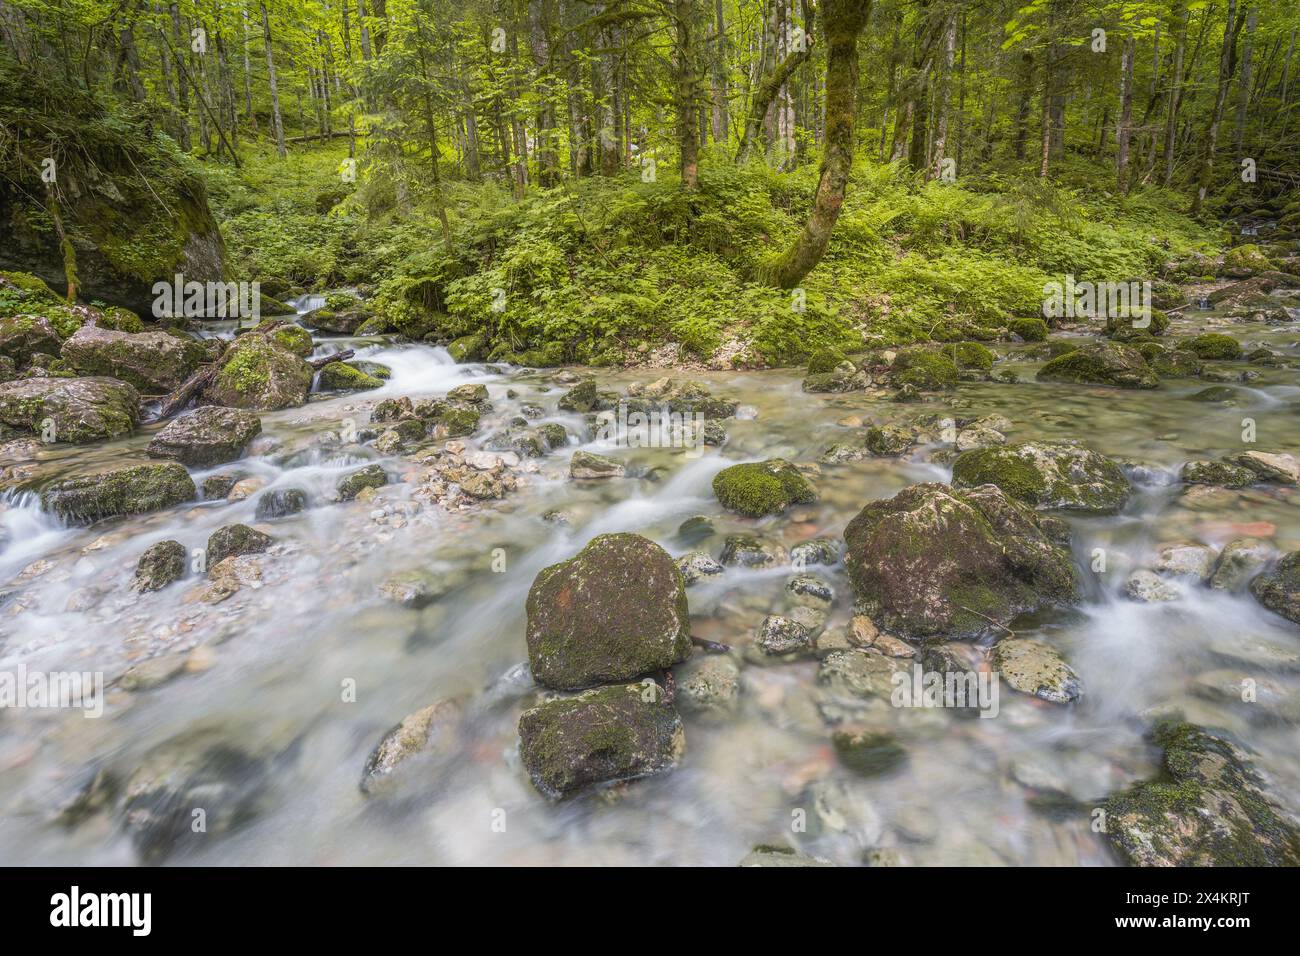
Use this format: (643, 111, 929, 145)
(1103, 721, 1300, 866)
(1249, 551, 1300, 625)
(517, 682, 685, 799)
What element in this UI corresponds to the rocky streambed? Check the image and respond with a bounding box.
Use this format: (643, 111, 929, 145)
(2, 276, 1300, 866)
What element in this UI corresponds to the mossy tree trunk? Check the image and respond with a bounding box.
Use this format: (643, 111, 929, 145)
(1192, 0, 1240, 215)
(736, 0, 815, 164)
(765, 0, 871, 290)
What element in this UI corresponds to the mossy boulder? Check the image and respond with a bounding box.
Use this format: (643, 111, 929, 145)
(40, 461, 195, 524)
(557, 377, 598, 412)
(843, 482, 1079, 641)
(1102, 721, 1300, 866)
(525, 533, 692, 690)
(132, 540, 187, 592)
(264, 323, 313, 358)
(304, 308, 369, 335)
(806, 348, 847, 374)
(517, 682, 685, 799)
(951, 441, 1131, 514)
(447, 334, 485, 363)
(337, 464, 387, 500)
(202, 334, 313, 411)
(1007, 317, 1049, 342)
(254, 488, 308, 520)
(1221, 243, 1272, 278)
(0, 375, 138, 443)
(1177, 333, 1242, 360)
(1249, 551, 1300, 625)
(206, 524, 271, 566)
(1138, 342, 1202, 377)
(1104, 309, 1169, 340)
(317, 361, 384, 391)
(1037, 342, 1159, 388)
(60, 325, 202, 393)
(949, 341, 995, 371)
(891, 348, 959, 390)
(712, 459, 816, 517)
(147, 406, 261, 467)
(0, 315, 62, 362)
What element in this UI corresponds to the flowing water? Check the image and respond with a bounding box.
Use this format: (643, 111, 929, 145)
(1, 293, 1299, 866)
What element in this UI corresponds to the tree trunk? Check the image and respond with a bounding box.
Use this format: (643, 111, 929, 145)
(1163, 4, 1186, 187)
(929, 12, 956, 180)
(737, 0, 813, 163)
(1192, 0, 1239, 214)
(1117, 36, 1135, 194)
(767, 0, 872, 289)
(261, 2, 286, 158)
(1233, 4, 1258, 153)
(674, 0, 701, 189)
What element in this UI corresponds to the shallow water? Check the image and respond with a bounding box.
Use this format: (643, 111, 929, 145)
(1, 298, 1299, 866)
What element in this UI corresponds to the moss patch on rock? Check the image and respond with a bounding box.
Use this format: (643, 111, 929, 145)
(712, 459, 816, 517)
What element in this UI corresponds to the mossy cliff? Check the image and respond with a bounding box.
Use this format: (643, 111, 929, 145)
(0, 64, 226, 316)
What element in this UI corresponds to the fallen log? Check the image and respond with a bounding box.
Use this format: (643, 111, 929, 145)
(308, 349, 354, 370)
(151, 365, 217, 421)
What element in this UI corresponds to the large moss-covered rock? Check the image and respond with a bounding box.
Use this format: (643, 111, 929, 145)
(1037, 342, 1159, 388)
(147, 406, 261, 466)
(1249, 551, 1300, 625)
(891, 348, 959, 390)
(1178, 332, 1242, 360)
(951, 440, 1131, 514)
(40, 461, 195, 523)
(0, 66, 226, 317)
(0, 375, 138, 443)
(316, 361, 383, 391)
(712, 459, 816, 517)
(843, 483, 1079, 641)
(517, 682, 685, 799)
(201, 334, 312, 410)
(525, 533, 692, 690)
(0, 314, 62, 362)
(60, 325, 202, 393)
(1102, 721, 1300, 866)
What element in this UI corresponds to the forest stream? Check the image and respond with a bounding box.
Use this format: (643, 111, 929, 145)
(2, 282, 1299, 867)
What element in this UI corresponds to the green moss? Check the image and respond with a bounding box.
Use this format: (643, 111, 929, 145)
(807, 347, 847, 374)
(436, 405, 480, 437)
(892, 348, 959, 390)
(1222, 243, 1271, 275)
(316, 361, 383, 391)
(447, 334, 485, 363)
(270, 324, 313, 357)
(950, 341, 995, 371)
(1178, 332, 1242, 360)
(712, 459, 816, 517)
(952, 448, 1048, 502)
(1007, 317, 1048, 342)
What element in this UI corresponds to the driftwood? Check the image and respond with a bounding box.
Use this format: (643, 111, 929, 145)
(308, 349, 354, 369)
(286, 131, 353, 144)
(152, 364, 217, 420)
